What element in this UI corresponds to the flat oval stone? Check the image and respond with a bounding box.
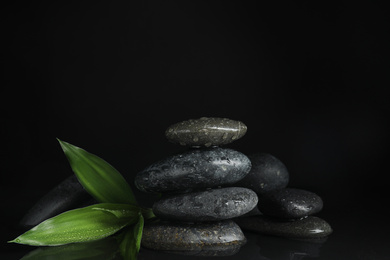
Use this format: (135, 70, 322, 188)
(234, 216, 333, 239)
(258, 188, 323, 219)
(236, 153, 289, 195)
(141, 220, 247, 251)
(165, 117, 247, 147)
(153, 187, 258, 222)
(135, 148, 251, 193)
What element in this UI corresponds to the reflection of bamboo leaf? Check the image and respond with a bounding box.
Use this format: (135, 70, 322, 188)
(20, 236, 120, 260)
(118, 213, 144, 260)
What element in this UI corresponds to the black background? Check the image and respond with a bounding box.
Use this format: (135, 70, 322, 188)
(1, 1, 389, 259)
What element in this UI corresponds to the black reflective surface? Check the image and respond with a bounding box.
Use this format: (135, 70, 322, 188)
(2, 188, 389, 260)
(2, 1, 389, 259)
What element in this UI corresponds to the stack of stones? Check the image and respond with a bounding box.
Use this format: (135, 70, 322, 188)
(135, 117, 258, 255)
(234, 154, 333, 239)
(135, 117, 333, 255)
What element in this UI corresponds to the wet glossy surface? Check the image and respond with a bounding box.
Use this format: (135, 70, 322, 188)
(18, 175, 96, 230)
(141, 220, 246, 251)
(257, 188, 323, 219)
(165, 117, 247, 147)
(135, 148, 251, 193)
(236, 153, 289, 195)
(235, 216, 332, 239)
(153, 187, 258, 221)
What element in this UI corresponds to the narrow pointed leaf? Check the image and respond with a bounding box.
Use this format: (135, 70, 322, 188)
(139, 207, 156, 220)
(118, 213, 144, 260)
(57, 139, 137, 205)
(9, 203, 140, 246)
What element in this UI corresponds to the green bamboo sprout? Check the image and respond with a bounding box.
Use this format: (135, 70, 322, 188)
(9, 139, 154, 260)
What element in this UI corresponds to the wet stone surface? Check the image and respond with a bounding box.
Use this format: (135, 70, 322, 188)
(155, 244, 242, 257)
(236, 153, 289, 195)
(234, 216, 333, 239)
(141, 220, 247, 251)
(135, 148, 251, 193)
(258, 188, 323, 219)
(165, 117, 247, 147)
(153, 187, 258, 222)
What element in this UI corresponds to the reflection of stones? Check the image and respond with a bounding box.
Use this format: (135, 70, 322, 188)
(234, 216, 333, 239)
(258, 188, 323, 219)
(153, 187, 258, 222)
(255, 234, 327, 260)
(158, 244, 242, 257)
(141, 220, 247, 251)
(135, 147, 251, 193)
(165, 117, 247, 147)
(236, 153, 289, 195)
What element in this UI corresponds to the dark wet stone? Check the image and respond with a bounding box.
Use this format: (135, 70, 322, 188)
(234, 216, 333, 239)
(141, 220, 247, 251)
(238, 205, 263, 218)
(258, 188, 323, 219)
(153, 187, 258, 222)
(165, 117, 247, 147)
(236, 153, 289, 195)
(18, 175, 97, 230)
(135, 148, 251, 193)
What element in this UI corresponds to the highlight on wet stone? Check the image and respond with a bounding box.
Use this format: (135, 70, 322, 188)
(165, 117, 247, 147)
(135, 147, 251, 193)
(234, 215, 333, 239)
(153, 187, 258, 222)
(257, 188, 323, 219)
(141, 220, 247, 251)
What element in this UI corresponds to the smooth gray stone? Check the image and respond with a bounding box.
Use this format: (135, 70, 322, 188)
(135, 148, 251, 193)
(236, 153, 289, 195)
(258, 188, 323, 219)
(165, 117, 247, 147)
(234, 216, 333, 239)
(153, 187, 258, 222)
(18, 175, 96, 230)
(141, 220, 247, 251)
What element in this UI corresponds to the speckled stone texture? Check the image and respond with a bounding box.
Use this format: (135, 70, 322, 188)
(258, 188, 323, 219)
(234, 216, 332, 239)
(165, 117, 247, 147)
(141, 220, 247, 251)
(158, 244, 242, 257)
(236, 153, 289, 195)
(153, 187, 258, 222)
(135, 148, 251, 193)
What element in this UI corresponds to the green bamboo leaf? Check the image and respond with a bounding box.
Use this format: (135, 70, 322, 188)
(139, 207, 156, 220)
(118, 213, 144, 260)
(9, 203, 140, 246)
(92, 204, 141, 219)
(57, 139, 137, 205)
